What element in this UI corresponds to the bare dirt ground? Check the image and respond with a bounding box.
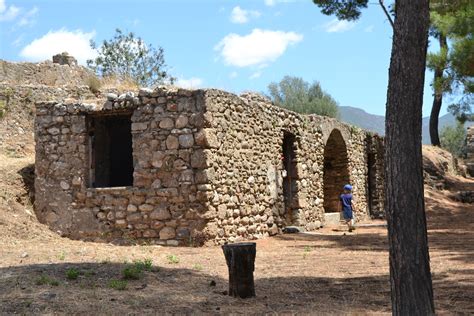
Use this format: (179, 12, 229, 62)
(1, 152, 474, 315)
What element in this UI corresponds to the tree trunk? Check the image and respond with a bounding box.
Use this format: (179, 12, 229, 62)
(385, 0, 435, 315)
(429, 33, 448, 146)
(222, 242, 256, 298)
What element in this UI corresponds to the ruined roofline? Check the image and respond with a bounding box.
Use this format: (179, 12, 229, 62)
(34, 85, 381, 137)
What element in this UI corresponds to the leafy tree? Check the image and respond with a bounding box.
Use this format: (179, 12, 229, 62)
(267, 76, 339, 118)
(313, 0, 435, 314)
(440, 122, 467, 157)
(87, 28, 175, 87)
(427, 1, 474, 145)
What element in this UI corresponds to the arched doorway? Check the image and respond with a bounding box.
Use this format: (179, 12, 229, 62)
(323, 129, 350, 217)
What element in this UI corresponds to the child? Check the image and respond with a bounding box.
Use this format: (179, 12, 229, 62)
(340, 184, 356, 232)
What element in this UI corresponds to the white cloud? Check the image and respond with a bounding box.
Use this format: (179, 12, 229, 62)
(12, 34, 23, 46)
(176, 77, 203, 89)
(215, 29, 303, 68)
(364, 25, 374, 33)
(0, 2, 20, 22)
(229, 71, 238, 79)
(230, 6, 260, 24)
(264, 0, 294, 6)
(18, 6, 38, 26)
(249, 71, 262, 79)
(324, 19, 357, 33)
(20, 29, 97, 65)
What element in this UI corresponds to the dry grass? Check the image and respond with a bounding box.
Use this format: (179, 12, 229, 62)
(0, 152, 473, 314)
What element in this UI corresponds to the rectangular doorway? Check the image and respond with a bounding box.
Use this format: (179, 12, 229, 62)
(88, 114, 134, 188)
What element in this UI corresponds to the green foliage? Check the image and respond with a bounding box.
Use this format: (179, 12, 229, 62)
(312, 0, 369, 21)
(267, 76, 339, 118)
(122, 265, 142, 280)
(133, 258, 153, 272)
(429, 1, 474, 123)
(66, 268, 80, 280)
(87, 28, 175, 87)
(109, 279, 127, 290)
(440, 122, 467, 157)
(36, 275, 59, 286)
(166, 254, 180, 264)
(122, 259, 153, 280)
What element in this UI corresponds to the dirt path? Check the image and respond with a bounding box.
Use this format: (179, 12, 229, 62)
(1, 155, 473, 314)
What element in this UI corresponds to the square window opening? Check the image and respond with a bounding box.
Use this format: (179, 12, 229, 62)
(87, 114, 134, 188)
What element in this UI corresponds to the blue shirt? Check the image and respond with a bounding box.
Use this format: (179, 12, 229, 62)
(340, 193, 353, 219)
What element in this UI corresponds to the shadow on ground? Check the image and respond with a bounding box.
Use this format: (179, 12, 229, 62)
(0, 262, 473, 314)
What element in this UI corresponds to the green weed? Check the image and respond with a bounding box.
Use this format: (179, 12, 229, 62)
(167, 255, 179, 264)
(66, 268, 79, 280)
(109, 279, 127, 290)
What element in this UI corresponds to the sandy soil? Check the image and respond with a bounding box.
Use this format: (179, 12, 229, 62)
(1, 153, 473, 315)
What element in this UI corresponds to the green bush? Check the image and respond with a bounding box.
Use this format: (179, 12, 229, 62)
(122, 265, 142, 280)
(109, 279, 127, 290)
(66, 268, 80, 280)
(440, 122, 467, 157)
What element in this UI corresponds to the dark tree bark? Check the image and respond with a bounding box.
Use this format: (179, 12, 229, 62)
(222, 242, 256, 298)
(429, 33, 448, 146)
(385, 0, 435, 315)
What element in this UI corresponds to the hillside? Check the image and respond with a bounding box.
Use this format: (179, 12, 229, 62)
(339, 106, 474, 144)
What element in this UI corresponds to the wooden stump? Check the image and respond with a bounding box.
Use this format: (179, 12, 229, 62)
(222, 242, 256, 298)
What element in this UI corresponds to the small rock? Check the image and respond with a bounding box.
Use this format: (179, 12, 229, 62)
(209, 280, 216, 287)
(20, 252, 28, 258)
(106, 93, 117, 101)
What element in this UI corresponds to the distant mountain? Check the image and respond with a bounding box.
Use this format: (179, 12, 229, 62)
(339, 106, 473, 144)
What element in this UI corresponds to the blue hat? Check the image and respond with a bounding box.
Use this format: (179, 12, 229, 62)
(343, 184, 352, 191)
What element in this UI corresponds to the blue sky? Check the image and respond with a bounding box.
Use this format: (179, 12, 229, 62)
(0, 0, 439, 117)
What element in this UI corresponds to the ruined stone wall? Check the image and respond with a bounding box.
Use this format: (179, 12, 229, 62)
(35, 88, 211, 245)
(35, 87, 385, 245)
(366, 134, 385, 218)
(201, 91, 325, 244)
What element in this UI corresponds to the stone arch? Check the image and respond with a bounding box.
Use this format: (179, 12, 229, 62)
(323, 129, 350, 214)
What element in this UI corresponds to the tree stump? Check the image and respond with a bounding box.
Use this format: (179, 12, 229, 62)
(222, 242, 256, 298)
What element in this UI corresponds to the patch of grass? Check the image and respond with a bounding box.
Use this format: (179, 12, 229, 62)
(167, 255, 180, 264)
(86, 75, 101, 94)
(122, 265, 142, 280)
(134, 258, 153, 271)
(66, 268, 80, 280)
(109, 279, 127, 291)
(36, 275, 59, 286)
(58, 251, 66, 261)
(304, 246, 312, 253)
(193, 264, 203, 271)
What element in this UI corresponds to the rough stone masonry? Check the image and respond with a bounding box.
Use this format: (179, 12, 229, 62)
(34, 87, 385, 246)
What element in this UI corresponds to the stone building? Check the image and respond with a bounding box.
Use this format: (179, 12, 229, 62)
(34, 87, 384, 245)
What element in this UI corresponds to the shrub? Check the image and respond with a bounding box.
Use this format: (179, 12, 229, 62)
(193, 264, 203, 271)
(66, 268, 80, 280)
(122, 265, 142, 280)
(109, 279, 127, 290)
(440, 122, 467, 157)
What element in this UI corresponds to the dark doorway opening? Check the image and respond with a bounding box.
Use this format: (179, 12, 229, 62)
(88, 114, 134, 188)
(323, 129, 350, 213)
(367, 153, 376, 216)
(282, 132, 297, 223)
